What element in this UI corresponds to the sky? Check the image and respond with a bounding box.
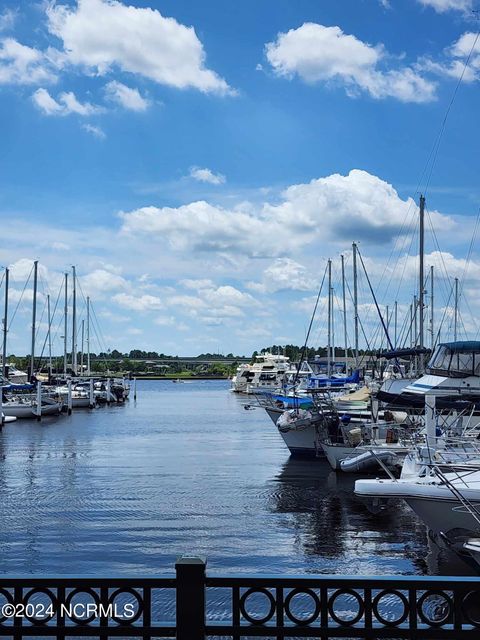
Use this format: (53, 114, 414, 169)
(1, 0, 480, 357)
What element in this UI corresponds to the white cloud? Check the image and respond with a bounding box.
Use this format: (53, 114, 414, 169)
(8, 258, 49, 283)
(189, 167, 226, 185)
(113, 292, 163, 311)
(416, 0, 473, 13)
(167, 294, 207, 310)
(180, 279, 215, 290)
(119, 201, 284, 257)
(0, 9, 17, 32)
(46, 0, 233, 95)
(260, 258, 316, 292)
(105, 80, 150, 111)
(202, 285, 256, 308)
(0, 38, 56, 85)
(417, 32, 480, 82)
(32, 88, 103, 116)
(81, 269, 128, 297)
(119, 169, 454, 257)
(265, 23, 437, 103)
(82, 123, 106, 139)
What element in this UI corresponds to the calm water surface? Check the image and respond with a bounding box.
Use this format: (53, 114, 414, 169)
(0, 380, 473, 577)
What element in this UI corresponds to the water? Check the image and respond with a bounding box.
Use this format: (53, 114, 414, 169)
(0, 380, 473, 577)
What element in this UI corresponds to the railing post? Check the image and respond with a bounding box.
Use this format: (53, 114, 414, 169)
(175, 556, 206, 640)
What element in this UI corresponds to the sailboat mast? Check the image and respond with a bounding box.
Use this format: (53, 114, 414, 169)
(454, 277, 459, 342)
(352, 242, 359, 367)
(81, 319, 84, 373)
(47, 293, 52, 373)
(72, 266, 77, 374)
(394, 301, 398, 349)
(87, 296, 91, 376)
(332, 286, 336, 366)
(327, 259, 332, 378)
(419, 195, 425, 370)
(341, 254, 348, 369)
(63, 272, 68, 375)
(2, 267, 9, 378)
(430, 266, 434, 349)
(30, 260, 38, 379)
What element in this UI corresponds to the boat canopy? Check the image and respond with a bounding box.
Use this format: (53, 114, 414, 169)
(427, 342, 480, 377)
(380, 347, 431, 360)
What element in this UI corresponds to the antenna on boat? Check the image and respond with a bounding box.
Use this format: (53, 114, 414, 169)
(30, 260, 38, 379)
(2, 267, 9, 378)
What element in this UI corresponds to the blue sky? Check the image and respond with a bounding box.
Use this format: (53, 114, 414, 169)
(1, 0, 479, 357)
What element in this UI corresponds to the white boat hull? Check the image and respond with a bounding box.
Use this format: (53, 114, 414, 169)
(355, 476, 480, 535)
(2, 402, 62, 419)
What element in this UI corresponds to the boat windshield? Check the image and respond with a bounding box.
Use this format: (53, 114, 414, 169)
(427, 344, 480, 377)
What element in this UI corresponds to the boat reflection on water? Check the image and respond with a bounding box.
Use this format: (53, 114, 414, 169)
(269, 457, 475, 575)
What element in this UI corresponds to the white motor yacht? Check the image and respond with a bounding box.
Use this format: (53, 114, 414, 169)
(231, 353, 291, 394)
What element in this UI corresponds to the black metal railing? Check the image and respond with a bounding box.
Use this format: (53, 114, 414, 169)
(0, 557, 479, 638)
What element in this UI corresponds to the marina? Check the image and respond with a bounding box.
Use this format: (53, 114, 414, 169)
(1, 0, 480, 635)
(0, 379, 473, 578)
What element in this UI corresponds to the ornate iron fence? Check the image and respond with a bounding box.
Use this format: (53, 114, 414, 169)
(0, 557, 479, 638)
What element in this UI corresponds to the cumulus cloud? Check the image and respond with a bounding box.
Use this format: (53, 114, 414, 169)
(259, 258, 316, 293)
(105, 80, 150, 111)
(416, 0, 473, 13)
(33, 88, 103, 116)
(165, 284, 257, 324)
(80, 268, 128, 297)
(8, 258, 49, 282)
(46, 0, 233, 95)
(189, 167, 226, 185)
(265, 23, 437, 103)
(119, 169, 454, 258)
(417, 32, 480, 82)
(0, 38, 56, 84)
(113, 292, 163, 311)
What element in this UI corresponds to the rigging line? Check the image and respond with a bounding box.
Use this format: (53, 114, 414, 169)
(89, 302, 109, 359)
(344, 277, 375, 362)
(425, 208, 455, 305)
(434, 284, 454, 346)
(424, 28, 480, 198)
(37, 281, 63, 364)
(461, 294, 480, 336)
(293, 262, 328, 385)
(357, 248, 395, 352)
(459, 207, 480, 297)
(8, 263, 34, 330)
(389, 211, 420, 307)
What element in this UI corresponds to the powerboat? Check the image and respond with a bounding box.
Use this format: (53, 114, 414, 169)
(377, 341, 480, 411)
(231, 353, 291, 394)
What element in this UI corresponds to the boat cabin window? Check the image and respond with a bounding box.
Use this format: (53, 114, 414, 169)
(428, 344, 479, 376)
